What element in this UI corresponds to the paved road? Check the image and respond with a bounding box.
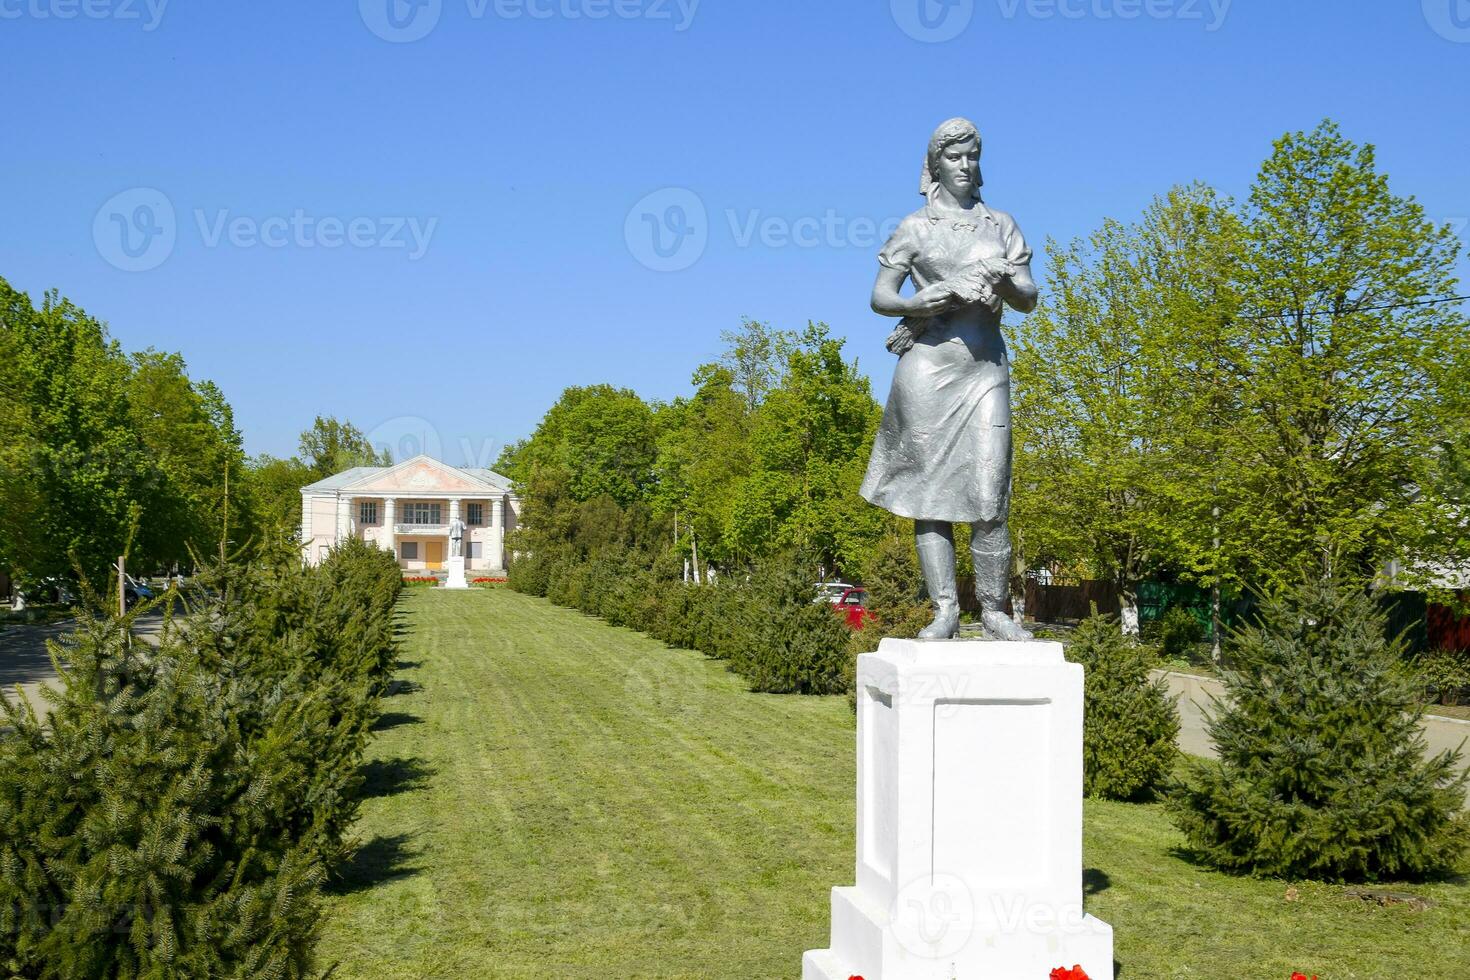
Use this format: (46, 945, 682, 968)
(0, 612, 162, 721)
(1156, 668, 1470, 803)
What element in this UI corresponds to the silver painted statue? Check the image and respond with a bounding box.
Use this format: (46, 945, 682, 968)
(450, 517, 465, 559)
(859, 117, 1036, 642)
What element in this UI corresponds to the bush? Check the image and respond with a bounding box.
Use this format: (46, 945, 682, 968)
(512, 544, 852, 696)
(731, 558, 851, 695)
(0, 537, 402, 977)
(1153, 605, 1205, 659)
(848, 533, 930, 647)
(1416, 648, 1470, 706)
(845, 533, 931, 703)
(1067, 615, 1180, 800)
(1168, 577, 1470, 880)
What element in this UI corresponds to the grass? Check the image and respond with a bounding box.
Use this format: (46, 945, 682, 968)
(317, 587, 1470, 978)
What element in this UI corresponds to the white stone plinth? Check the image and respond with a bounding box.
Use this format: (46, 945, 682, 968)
(803, 638, 1113, 980)
(444, 556, 468, 590)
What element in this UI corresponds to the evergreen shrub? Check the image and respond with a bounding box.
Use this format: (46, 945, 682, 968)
(0, 537, 402, 977)
(1168, 577, 1470, 880)
(1067, 614, 1180, 800)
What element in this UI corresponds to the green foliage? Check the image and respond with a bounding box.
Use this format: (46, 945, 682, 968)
(847, 532, 932, 694)
(1168, 577, 1470, 880)
(1067, 615, 1180, 800)
(1415, 648, 1470, 707)
(1012, 184, 1238, 622)
(240, 453, 316, 543)
(0, 536, 402, 976)
(511, 545, 851, 696)
(726, 557, 851, 695)
(1014, 120, 1470, 607)
(497, 385, 657, 507)
(297, 415, 390, 479)
(1149, 605, 1205, 659)
(724, 323, 884, 572)
(0, 280, 247, 585)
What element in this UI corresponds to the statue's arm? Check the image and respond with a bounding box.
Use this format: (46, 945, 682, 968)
(995, 217, 1038, 314)
(872, 264, 956, 319)
(997, 261, 1038, 314)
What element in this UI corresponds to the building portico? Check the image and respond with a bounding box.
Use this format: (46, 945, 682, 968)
(301, 456, 519, 572)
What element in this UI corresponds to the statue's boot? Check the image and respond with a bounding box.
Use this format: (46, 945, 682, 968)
(972, 544, 1034, 642)
(915, 523, 960, 640)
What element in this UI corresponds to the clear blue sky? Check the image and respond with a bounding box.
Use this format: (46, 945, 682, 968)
(3, 0, 1467, 465)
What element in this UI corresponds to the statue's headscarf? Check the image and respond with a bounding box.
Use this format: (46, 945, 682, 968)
(920, 117, 984, 202)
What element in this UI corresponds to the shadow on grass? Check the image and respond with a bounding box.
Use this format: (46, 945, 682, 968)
(359, 756, 434, 799)
(371, 711, 422, 733)
(386, 679, 424, 697)
(395, 659, 423, 671)
(328, 833, 422, 895)
(1083, 868, 1111, 896)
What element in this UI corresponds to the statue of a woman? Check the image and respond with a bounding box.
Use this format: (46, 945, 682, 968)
(859, 117, 1036, 641)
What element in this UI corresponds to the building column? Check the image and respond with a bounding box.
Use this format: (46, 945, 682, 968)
(382, 497, 396, 559)
(335, 496, 351, 544)
(492, 496, 506, 570)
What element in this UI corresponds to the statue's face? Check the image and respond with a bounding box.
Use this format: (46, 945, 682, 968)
(934, 136, 981, 202)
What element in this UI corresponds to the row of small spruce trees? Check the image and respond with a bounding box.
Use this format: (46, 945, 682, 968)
(0, 536, 403, 978)
(515, 535, 1469, 882)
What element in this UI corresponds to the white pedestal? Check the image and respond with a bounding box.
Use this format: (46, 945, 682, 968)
(444, 556, 468, 590)
(803, 638, 1113, 980)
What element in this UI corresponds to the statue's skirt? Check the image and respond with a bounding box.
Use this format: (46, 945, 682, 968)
(859, 317, 1012, 524)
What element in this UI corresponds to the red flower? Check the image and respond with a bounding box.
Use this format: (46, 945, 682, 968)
(1051, 968, 1090, 980)
(847, 976, 864, 980)
(1290, 974, 1318, 980)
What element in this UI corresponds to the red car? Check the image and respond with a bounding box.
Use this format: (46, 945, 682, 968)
(831, 586, 875, 629)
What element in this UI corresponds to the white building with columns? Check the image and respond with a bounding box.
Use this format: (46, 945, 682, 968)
(300, 455, 520, 573)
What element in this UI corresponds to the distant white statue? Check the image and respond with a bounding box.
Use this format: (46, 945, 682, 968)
(450, 518, 465, 558)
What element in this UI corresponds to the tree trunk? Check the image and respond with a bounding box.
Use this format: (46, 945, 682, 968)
(1211, 582, 1223, 663)
(1011, 552, 1027, 625)
(1119, 585, 1140, 637)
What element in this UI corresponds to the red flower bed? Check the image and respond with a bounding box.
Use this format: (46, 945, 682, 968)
(1050, 967, 1089, 980)
(471, 576, 507, 584)
(401, 576, 438, 585)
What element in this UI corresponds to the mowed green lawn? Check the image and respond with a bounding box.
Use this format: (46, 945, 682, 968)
(317, 587, 1470, 979)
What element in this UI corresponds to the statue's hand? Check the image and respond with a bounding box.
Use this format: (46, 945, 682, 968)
(971, 256, 1014, 283)
(908, 282, 958, 317)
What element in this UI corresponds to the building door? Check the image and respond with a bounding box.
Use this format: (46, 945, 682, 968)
(425, 540, 444, 570)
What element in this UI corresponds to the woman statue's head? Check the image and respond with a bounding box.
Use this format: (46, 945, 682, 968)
(921, 117, 983, 204)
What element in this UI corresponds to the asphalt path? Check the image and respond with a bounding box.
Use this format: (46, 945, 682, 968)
(0, 611, 162, 720)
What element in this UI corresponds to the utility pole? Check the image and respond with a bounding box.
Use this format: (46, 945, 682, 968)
(117, 555, 127, 619)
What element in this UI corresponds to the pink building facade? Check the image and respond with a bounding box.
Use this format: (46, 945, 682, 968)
(300, 456, 519, 573)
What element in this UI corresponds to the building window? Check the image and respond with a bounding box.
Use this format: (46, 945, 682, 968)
(359, 501, 378, 525)
(401, 502, 442, 525)
(400, 541, 419, 560)
(468, 541, 483, 559)
(467, 502, 484, 526)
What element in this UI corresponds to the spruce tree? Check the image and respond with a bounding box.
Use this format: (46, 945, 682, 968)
(0, 537, 402, 977)
(1067, 614, 1180, 800)
(1168, 577, 1470, 880)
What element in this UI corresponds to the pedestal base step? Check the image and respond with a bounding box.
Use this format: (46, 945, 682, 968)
(805, 885, 1114, 980)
